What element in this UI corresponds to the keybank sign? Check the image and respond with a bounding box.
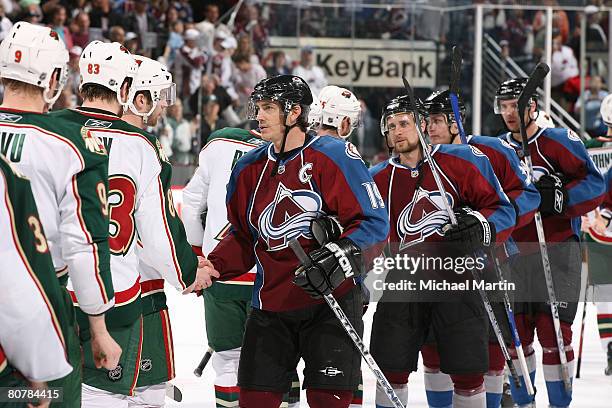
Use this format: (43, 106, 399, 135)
(267, 37, 437, 88)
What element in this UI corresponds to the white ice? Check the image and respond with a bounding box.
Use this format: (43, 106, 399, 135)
(165, 285, 612, 407)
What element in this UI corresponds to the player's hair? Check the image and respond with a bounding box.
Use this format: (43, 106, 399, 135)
(321, 124, 338, 132)
(80, 78, 132, 104)
(134, 90, 153, 105)
(1, 78, 43, 96)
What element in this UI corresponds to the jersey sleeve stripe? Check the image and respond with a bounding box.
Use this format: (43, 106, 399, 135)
(1, 172, 67, 354)
(157, 177, 186, 289)
(71, 176, 109, 304)
(160, 309, 175, 379)
(201, 137, 259, 152)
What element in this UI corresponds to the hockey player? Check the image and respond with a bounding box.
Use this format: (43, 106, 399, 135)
(495, 78, 605, 407)
(424, 89, 540, 408)
(370, 94, 516, 408)
(197, 74, 389, 408)
(49, 43, 205, 405)
(318, 85, 361, 140)
(0, 23, 119, 405)
(0, 155, 74, 408)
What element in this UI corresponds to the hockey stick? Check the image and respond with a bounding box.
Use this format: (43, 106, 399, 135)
(194, 347, 214, 377)
(165, 383, 183, 402)
(288, 239, 405, 408)
(449, 46, 468, 145)
(403, 76, 522, 389)
(576, 252, 590, 379)
(517, 62, 572, 393)
(447, 55, 534, 395)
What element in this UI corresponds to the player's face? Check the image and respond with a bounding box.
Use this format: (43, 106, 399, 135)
(499, 98, 532, 133)
(255, 100, 283, 142)
(148, 99, 168, 127)
(427, 113, 452, 145)
(387, 113, 420, 154)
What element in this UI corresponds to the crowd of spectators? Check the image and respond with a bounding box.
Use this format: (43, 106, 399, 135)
(0, 0, 609, 166)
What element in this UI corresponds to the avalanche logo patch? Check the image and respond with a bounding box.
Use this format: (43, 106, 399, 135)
(469, 145, 486, 157)
(568, 129, 581, 142)
(530, 165, 550, 182)
(397, 187, 452, 250)
(345, 142, 362, 160)
(258, 182, 323, 251)
(84, 118, 113, 128)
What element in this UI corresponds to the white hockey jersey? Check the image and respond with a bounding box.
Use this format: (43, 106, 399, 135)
(0, 108, 114, 315)
(51, 108, 197, 320)
(0, 155, 72, 382)
(182, 128, 263, 296)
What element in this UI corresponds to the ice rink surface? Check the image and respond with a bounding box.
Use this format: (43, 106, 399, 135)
(165, 286, 612, 407)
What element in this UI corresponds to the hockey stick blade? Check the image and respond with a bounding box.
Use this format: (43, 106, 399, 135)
(165, 383, 183, 402)
(194, 347, 214, 377)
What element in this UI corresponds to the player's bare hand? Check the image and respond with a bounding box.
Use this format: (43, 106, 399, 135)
(88, 315, 122, 369)
(195, 263, 220, 291)
(198, 256, 214, 269)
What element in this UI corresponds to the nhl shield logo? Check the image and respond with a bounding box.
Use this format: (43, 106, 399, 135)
(258, 182, 323, 251)
(107, 364, 123, 381)
(397, 187, 452, 249)
(140, 359, 152, 372)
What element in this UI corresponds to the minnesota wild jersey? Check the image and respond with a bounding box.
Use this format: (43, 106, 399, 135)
(50, 108, 197, 318)
(0, 108, 114, 316)
(182, 128, 264, 299)
(0, 155, 72, 382)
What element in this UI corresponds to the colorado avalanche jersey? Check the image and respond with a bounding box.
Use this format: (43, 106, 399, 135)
(370, 144, 516, 250)
(500, 127, 605, 243)
(467, 135, 540, 230)
(0, 108, 114, 316)
(50, 108, 197, 321)
(0, 155, 72, 382)
(207, 134, 389, 311)
(182, 128, 265, 299)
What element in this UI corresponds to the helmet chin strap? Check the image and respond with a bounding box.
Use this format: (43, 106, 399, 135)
(271, 110, 299, 177)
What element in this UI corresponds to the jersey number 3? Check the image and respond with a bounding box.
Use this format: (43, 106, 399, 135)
(108, 175, 137, 255)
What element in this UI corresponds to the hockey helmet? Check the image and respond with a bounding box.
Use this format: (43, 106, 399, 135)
(127, 56, 176, 122)
(318, 85, 341, 107)
(494, 77, 538, 114)
(320, 86, 361, 138)
(600, 94, 612, 127)
(380, 94, 425, 136)
(79, 41, 139, 109)
(308, 93, 322, 130)
(247, 75, 313, 126)
(424, 89, 466, 121)
(0, 22, 69, 106)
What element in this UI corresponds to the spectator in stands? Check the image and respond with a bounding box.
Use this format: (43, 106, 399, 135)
(173, 0, 194, 23)
(211, 32, 238, 103)
(174, 28, 207, 99)
(500, 8, 530, 59)
(67, 45, 82, 102)
(70, 11, 90, 49)
(0, 3, 13, 41)
(551, 31, 580, 110)
(195, 3, 226, 54)
(167, 99, 194, 165)
(47, 5, 72, 48)
(89, 0, 124, 33)
(585, 5, 607, 51)
(189, 74, 241, 128)
(108, 25, 125, 45)
(266, 50, 290, 77)
(232, 53, 267, 111)
(162, 20, 185, 68)
(125, 31, 139, 54)
(574, 75, 609, 136)
(293, 46, 328, 97)
(235, 4, 268, 58)
(126, 1, 155, 51)
(235, 33, 260, 64)
(20, 2, 43, 25)
(199, 95, 228, 147)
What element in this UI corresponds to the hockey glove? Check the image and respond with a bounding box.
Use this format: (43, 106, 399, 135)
(535, 173, 568, 216)
(293, 238, 362, 299)
(443, 207, 496, 254)
(311, 216, 343, 246)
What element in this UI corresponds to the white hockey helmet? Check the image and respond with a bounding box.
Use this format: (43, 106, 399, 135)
(127, 56, 176, 123)
(0, 22, 69, 106)
(308, 93, 322, 130)
(320, 86, 361, 138)
(318, 85, 341, 107)
(600, 94, 612, 127)
(79, 41, 138, 109)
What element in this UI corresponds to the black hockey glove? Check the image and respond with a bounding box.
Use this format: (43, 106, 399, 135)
(311, 216, 343, 245)
(443, 207, 496, 254)
(535, 173, 568, 216)
(293, 238, 362, 299)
